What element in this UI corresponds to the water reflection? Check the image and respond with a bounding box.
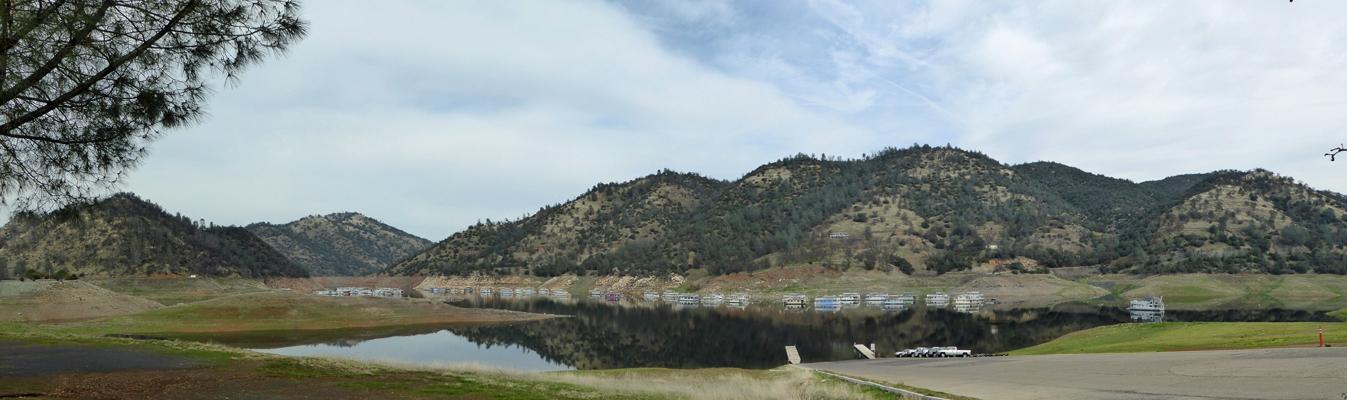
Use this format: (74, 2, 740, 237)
(443, 297, 1335, 370)
(1131, 310, 1164, 323)
(255, 329, 572, 372)
(161, 297, 1340, 371)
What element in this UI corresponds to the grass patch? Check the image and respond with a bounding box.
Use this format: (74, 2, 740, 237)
(1010, 322, 1347, 355)
(1330, 308, 1347, 322)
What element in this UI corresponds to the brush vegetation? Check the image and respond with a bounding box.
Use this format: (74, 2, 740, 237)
(0, 193, 308, 278)
(246, 212, 432, 276)
(387, 145, 1347, 280)
(1009, 321, 1347, 355)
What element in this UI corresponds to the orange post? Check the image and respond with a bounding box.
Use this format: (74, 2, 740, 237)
(1320, 325, 1324, 347)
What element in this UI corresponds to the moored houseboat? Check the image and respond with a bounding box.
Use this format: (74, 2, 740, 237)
(864, 292, 888, 304)
(953, 291, 984, 307)
(589, 288, 604, 298)
(662, 291, 680, 302)
(1127, 296, 1165, 312)
(925, 292, 949, 305)
(839, 293, 861, 305)
(782, 294, 808, 306)
(605, 292, 623, 301)
(644, 291, 661, 301)
(678, 293, 701, 305)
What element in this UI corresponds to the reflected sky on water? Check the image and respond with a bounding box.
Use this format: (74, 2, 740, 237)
(254, 329, 573, 372)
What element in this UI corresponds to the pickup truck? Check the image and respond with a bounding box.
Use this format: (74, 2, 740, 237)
(930, 346, 972, 357)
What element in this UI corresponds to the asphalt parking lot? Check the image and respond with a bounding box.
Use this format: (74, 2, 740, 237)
(803, 347, 1347, 399)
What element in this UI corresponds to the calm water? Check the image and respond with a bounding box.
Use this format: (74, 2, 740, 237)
(178, 297, 1336, 371)
(255, 329, 572, 372)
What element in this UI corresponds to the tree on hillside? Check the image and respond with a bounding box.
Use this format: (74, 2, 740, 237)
(0, 0, 307, 210)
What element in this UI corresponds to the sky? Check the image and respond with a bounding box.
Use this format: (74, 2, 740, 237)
(107, 0, 1347, 241)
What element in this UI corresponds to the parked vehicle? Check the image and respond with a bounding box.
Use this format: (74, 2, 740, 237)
(894, 349, 918, 357)
(931, 347, 972, 357)
(913, 347, 932, 357)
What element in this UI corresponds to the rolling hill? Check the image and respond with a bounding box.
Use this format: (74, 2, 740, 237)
(386, 145, 1347, 278)
(0, 193, 309, 278)
(246, 212, 432, 276)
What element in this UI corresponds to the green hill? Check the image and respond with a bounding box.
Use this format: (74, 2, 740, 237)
(0, 193, 308, 278)
(387, 145, 1347, 279)
(246, 212, 432, 276)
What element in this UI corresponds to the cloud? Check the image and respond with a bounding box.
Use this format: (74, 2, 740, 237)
(123, 0, 869, 239)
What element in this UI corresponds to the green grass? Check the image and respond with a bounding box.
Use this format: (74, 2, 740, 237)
(1330, 308, 1347, 322)
(1010, 322, 1347, 355)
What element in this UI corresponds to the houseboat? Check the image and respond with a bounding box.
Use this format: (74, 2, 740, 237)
(518, 287, 536, 296)
(782, 294, 808, 306)
(662, 291, 680, 302)
(814, 295, 840, 306)
(479, 287, 493, 296)
(538, 288, 550, 296)
(500, 288, 514, 297)
(726, 293, 749, 305)
(703, 293, 725, 305)
(864, 293, 888, 304)
(925, 292, 949, 305)
(953, 292, 984, 307)
(605, 292, 623, 302)
(589, 288, 604, 298)
(839, 293, 861, 305)
(678, 293, 701, 305)
(1127, 296, 1165, 312)
(889, 292, 916, 303)
(644, 291, 661, 301)
(551, 289, 570, 299)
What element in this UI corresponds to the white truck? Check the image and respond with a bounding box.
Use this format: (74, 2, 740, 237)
(930, 346, 972, 357)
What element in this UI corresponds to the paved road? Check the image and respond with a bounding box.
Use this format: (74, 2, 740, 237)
(803, 348, 1347, 400)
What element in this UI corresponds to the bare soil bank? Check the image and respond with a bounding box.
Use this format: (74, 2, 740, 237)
(264, 276, 428, 295)
(92, 291, 559, 334)
(0, 281, 164, 323)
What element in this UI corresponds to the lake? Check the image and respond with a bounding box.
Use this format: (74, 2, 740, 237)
(174, 296, 1338, 371)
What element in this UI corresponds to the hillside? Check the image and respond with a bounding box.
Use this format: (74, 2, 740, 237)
(0, 193, 309, 278)
(388, 145, 1347, 279)
(246, 212, 432, 276)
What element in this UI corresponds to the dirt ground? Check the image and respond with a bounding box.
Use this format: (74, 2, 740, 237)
(264, 276, 428, 295)
(0, 281, 165, 323)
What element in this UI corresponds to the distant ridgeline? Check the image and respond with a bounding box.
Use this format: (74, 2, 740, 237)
(246, 212, 433, 276)
(386, 145, 1347, 278)
(0, 193, 309, 278)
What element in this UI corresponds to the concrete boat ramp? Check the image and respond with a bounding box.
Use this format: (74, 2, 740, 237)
(802, 347, 1347, 400)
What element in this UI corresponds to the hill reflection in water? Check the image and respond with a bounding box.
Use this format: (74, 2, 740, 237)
(442, 297, 1335, 370)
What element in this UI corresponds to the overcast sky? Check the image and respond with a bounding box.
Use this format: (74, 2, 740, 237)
(113, 0, 1347, 241)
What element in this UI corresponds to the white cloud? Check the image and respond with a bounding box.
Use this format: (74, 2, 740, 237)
(123, 0, 869, 239)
